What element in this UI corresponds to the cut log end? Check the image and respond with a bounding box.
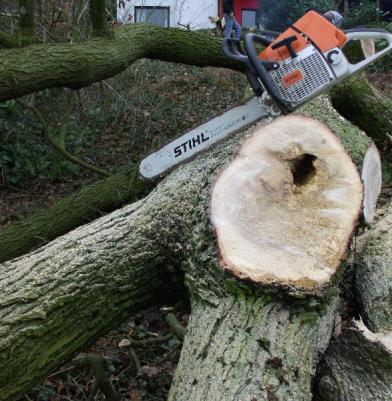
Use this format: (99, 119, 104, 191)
(211, 116, 363, 296)
(362, 143, 382, 225)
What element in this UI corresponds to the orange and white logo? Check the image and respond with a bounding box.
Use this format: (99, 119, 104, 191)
(282, 70, 304, 87)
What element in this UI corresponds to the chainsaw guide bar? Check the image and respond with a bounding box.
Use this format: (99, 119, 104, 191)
(139, 98, 272, 179)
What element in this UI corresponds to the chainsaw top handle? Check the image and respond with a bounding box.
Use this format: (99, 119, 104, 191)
(244, 33, 294, 114)
(343, 28, 392, 75)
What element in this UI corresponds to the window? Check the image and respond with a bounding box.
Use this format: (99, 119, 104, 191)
(242, 9, 257, 28)
(134, 6, 170, 27)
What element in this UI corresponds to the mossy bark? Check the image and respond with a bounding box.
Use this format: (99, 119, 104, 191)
(0, 167, 154, 263)
(0, 195, 181, 401)
(356, 201, 392, 332)
(0, 24, 242, 102)
(169, 295, 338, 401)
(330, 75, 392, 146)
(0, 99, 374, 400)
(316, 323, 392, 401)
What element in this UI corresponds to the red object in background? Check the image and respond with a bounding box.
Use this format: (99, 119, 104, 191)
(234, 0, 259, 24)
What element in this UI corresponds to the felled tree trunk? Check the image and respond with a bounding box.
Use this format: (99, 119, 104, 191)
(0, 99, 380, 400)
(0, 22, 389, 264)
(0, 80, 384, 265)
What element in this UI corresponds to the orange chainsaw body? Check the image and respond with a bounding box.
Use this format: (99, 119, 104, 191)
(260, 11, 347, 62)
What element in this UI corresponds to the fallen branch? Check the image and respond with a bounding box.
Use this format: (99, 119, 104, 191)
(73, 354, 120, 401)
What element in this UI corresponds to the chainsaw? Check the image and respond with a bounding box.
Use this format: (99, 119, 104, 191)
(139, 11, 392, 179)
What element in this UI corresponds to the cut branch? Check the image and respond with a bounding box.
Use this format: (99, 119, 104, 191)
(73, 354, 120, 401)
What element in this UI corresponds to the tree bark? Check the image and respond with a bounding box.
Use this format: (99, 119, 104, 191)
(0, 98, 377, 400)
(0, 24, 241, 102)
(169, 295, 339, 401)
(356, 201, 392, 332)
(316, 320, 392, 401)
(0, 167, 153, 263)
(0, 195, 180, 401)
(315, 200, 392, 400)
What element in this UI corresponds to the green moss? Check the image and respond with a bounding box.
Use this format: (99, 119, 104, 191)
(257, 336, 271, 352)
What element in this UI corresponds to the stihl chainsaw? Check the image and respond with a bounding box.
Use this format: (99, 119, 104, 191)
(140, 11, 392, 179)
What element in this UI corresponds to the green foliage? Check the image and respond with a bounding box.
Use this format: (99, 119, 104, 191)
(284, 0, 334, 23)
(0, 60, 246, 189)
(0, 95, 91, 186)
(343, 0, 386, 28)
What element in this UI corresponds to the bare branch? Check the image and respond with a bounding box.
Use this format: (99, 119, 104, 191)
(18, 98, 110, 177)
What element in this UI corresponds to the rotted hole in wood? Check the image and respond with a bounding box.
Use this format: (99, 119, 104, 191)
(289, 154, 317, 187)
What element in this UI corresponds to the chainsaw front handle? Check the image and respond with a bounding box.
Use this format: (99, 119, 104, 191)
(344, 28, 392, 75)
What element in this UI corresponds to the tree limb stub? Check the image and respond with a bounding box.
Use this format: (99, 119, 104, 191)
(211, 115, 363, 296)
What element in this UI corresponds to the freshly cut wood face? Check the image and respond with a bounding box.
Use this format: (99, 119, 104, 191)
(211, 116, 363, 295)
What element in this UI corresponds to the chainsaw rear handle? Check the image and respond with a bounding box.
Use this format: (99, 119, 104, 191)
(344, 28, 392, 75)
(244, 33, 294, 114)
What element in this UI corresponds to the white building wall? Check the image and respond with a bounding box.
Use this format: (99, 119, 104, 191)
(117, 0, 217, 29)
